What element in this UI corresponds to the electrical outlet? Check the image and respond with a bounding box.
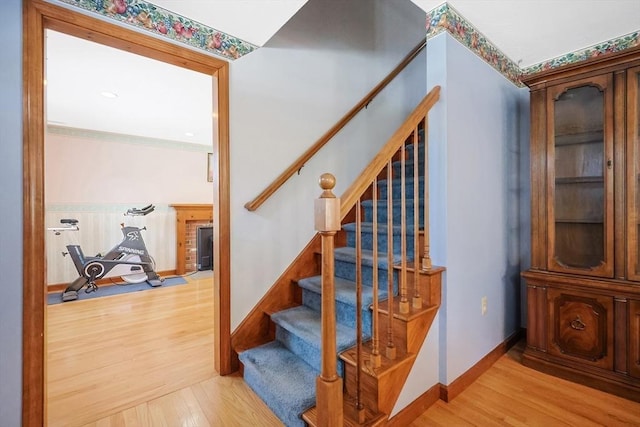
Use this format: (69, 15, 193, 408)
(481, 296, 487, 315)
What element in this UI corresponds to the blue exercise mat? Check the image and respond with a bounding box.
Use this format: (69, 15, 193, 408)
(47, 276, 187, 305)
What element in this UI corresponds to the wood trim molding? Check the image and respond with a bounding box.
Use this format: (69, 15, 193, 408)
(387, 330, 524, 425)
(386, 383, 440, 427)
(440, 329, 524, 402)
(22, 2, 46, 425)
(22, 1, 232, 425)
(230, 234, 323, 371)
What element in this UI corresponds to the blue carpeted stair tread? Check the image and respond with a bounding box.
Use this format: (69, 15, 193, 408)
(271, 305, 357, 353)
(378, 175, 425, 188)
(297, 275, 388, 310)
(343, 222, 417, 235)
(360, 199, 424, 209)
(239, 341, 317, 427)
(240, 131, 428, 425)
(334, 246, 402, 268)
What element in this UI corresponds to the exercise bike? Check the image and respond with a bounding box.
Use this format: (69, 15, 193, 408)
(49, 204, 164, 302)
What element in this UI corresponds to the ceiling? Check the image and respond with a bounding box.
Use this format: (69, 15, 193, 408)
(45, 29, 215, 145)
(46, 0, 640, 143)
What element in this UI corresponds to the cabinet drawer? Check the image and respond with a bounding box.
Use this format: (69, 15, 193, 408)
(547, 288, 614, 370)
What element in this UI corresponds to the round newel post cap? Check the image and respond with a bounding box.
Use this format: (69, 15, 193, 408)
(319, 173, 336, 199)
(319, 173, 336, 191)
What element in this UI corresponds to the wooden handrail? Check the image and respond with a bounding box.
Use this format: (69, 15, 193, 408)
(340, 85, 440, 219)
(244, 39, 427, 212)
(315, 84, 440, 423)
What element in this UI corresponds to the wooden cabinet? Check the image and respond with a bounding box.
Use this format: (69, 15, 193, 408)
(630, 300, 640, 379)
(522, 50, 640, 402)
(546, 288, 614, 370)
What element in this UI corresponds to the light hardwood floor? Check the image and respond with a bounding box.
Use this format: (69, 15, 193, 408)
(46, 272, 281, 427)
(47, 275, 640, 426)
(412, 341, 640, 427)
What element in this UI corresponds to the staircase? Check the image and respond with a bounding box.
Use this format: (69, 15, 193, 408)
(238, 96, 443, 424)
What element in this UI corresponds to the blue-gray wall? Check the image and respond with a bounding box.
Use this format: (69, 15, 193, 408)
(0, 0, 533, 420)
(427, 33, 530, 384)
(0, 0, 23, 425)
(228, 0, 428, 328)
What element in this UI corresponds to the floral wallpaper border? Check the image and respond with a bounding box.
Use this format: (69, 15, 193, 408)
(55, 0, 258, 60)
(523, 30, 640, 75)
(53, 1, 640, 82)
(426, 3, 522, 86)
(426, 3, 640, 87)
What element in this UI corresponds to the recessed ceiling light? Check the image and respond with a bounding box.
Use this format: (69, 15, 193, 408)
(100, 91, 118, 99)
(185, 132, 195, 137)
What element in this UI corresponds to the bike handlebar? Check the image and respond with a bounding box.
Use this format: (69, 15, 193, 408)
(125, 204, 155, 216)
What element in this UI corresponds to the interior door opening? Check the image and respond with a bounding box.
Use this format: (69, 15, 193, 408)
(22, 1, 231, 424)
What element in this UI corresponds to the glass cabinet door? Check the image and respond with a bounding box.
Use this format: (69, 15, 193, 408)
(629, 66, 640, 281)
(547, 74, 614, 277)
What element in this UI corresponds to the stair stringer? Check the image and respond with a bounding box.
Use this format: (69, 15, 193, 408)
(303, 266, 443, 426)
(343, 267, 442, 418)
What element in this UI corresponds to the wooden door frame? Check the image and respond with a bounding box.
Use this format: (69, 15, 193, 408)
(22, 1, 232, 425)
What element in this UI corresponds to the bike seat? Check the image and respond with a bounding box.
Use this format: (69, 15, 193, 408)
(60, 218, 79, 225)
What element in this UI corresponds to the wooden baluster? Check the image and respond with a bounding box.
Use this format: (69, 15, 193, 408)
(354, 201, 365, 423)
(413, 127, 423, 309)
(314, 173, 343, 427)
(386, 161, 397, 360)
(399, 143, 409, 315)
(422, 117, 432, 271)
(370, 178, 381, 368)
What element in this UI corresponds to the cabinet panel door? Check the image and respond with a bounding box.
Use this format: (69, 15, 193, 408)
(628, 66, 640, 282)
(547, 288, 614, 370)
(631, 300, 640, 378)
(547, 74, 614, 278)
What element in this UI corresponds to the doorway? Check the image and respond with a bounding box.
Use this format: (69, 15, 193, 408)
(23, 1, 232, 425)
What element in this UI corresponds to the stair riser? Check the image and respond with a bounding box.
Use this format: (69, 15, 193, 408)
(345, 229, 416, 258)
(302, 289, 373, 337)
(335, 260, 399, 294)
(242, 364, 304, 427)
(240, 347, 315, 427)
(276, 326, 346, 377)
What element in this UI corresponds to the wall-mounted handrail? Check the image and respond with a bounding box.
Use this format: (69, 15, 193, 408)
(244, 38, 427, 212)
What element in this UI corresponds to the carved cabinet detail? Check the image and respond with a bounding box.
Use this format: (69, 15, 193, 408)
(547, 289, 613, 369)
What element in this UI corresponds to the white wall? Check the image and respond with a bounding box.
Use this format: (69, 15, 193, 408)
(45, 128, 213, 204)
(0, 0, 23, 424)
(229, 0, 428, 330)
(426, 33, 530, 385)
(44, 128, 212, 283)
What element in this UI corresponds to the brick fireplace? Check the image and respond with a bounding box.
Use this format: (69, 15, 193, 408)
(170, 204, 213, 275)
(185, 220, 213, 272)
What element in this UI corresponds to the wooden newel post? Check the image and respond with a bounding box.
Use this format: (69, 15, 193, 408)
(314, 173, 344, 427)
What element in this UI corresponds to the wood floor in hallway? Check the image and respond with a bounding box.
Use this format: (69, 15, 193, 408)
(46, 272, 281, 427)
(47, 273, 640, 426)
